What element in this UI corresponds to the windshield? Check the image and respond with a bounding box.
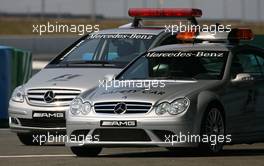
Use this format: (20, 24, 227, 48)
(51, 33, 156, 68)
(118, 51, 228, 80)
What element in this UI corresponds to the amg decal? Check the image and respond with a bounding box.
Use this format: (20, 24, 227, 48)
(33, 112, 64, 118)
(101, 120, 136, 127)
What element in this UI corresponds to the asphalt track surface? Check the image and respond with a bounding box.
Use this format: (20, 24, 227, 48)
(0, 129, 264, 166)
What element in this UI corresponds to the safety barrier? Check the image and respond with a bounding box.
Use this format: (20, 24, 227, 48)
(0, 46, 32, 126)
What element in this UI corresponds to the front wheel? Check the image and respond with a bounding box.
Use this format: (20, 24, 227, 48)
(70, 147, 102, 157)
(199, 107, 225, 153)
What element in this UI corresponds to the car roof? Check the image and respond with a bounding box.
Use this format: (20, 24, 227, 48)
(148, 43, 233, 52)
(93, 27, 165, 35)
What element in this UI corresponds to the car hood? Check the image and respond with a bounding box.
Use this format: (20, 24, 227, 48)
(24, 68, 121, 92)
(82, 80, 221, 104)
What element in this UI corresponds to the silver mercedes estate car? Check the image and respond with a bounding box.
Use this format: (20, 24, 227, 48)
(9, 8, 203, 145)
(66, 31, 264, 156)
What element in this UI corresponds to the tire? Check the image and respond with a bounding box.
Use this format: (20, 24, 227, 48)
(166, 147, 177, 152)
(166, 147, 192, 153)
(199, 107, 225, 153)
(71, 147, 102, 157)
(17, 133, 41, 146)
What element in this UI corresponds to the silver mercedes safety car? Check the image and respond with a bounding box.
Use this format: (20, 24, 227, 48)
(9, 8, 203, 145)
(66, 29, 264, 156)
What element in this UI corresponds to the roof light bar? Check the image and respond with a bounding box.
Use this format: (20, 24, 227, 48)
(228, 28, 254, 41)
(176, 32, 197, 41)
(176, 28, 254, 43)
(129, 8, 202, 27)
(128, 8, 202, 18)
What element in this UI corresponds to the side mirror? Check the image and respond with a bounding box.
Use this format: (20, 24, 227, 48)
(231, 73, 254, 83)
(103, 74, 116, 82)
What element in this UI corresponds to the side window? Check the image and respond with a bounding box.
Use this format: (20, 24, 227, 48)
(231, 52, 262, 78)
(256, 55, 264, 74)
(159, 35, 182, 46)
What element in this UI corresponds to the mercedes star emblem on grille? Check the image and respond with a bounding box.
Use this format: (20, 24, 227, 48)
(114, 103, 127, 114)
(43, 91, 55, 103)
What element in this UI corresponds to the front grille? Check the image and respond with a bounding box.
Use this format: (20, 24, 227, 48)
(27, 89, 80, 106)
(92, 129, 151, 142)
(19, 118, 66, 128)
(94, 102, 152, 114)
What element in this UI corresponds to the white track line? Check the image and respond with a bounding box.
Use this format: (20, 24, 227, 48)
(0, 154, 75, 158)
(33, 61, 48, 70)
(0, 128, 10, 131)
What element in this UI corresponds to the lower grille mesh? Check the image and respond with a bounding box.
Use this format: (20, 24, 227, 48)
(19, 118, 66, 128)
(92, 129, 151, 142)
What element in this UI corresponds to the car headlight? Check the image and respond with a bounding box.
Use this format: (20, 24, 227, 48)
(82, 102, 92, 115)
(155, 102, 170, 115)
(70, 98, 83, 115)
(11, 86, 25, 103)
(168, 98, 190, 115)
(70, 98, 92, 116)
(155, 98, 190, 115)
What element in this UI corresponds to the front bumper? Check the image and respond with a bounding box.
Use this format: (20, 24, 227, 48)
(66, 114, 199, 148)
(9, 100, 68, 133)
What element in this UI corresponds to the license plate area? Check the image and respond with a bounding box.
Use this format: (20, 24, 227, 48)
(32, 111, 65, 120)
(100, 120, 137, 127)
